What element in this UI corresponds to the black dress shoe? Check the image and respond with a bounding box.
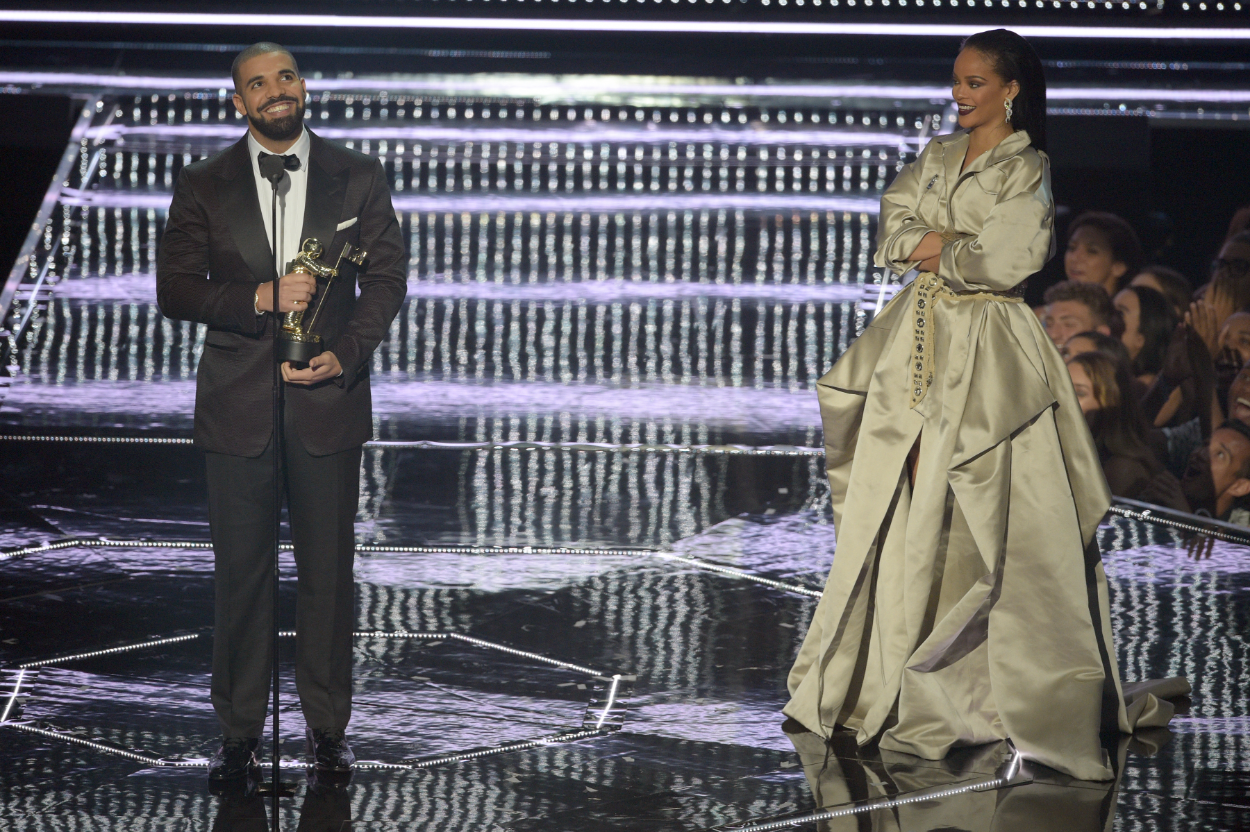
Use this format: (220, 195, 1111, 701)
(306, 728, 355, 772)
(208, 737, 260, 781)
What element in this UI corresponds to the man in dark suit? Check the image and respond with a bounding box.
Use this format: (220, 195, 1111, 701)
(156, 42, 406, 783)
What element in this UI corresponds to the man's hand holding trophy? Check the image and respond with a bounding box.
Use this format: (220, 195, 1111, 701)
(255, 237, 368, 384)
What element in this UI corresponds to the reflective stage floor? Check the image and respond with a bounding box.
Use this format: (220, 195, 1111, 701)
(2, 66, 1249, 830)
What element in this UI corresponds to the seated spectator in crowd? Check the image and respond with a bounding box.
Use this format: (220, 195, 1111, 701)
(1225, 360, 1250, 426)
(1114, 285, 1178, 387)
(1067, 351, 1189, 511)
(1190, 232, 1250, 333)
(1064, 329, 1154, 408)
(1206, 311, 1250, 420)
(1064, 211, 1145, 297)
(1043, 280, 1119, 348)
(1140, 321, 1216, 433)
(1219, 311, 1250, 367)
(1063, 330, 1131, 365)
(1132, 264, 1193, 319)
(1180, 420, 1250, 526)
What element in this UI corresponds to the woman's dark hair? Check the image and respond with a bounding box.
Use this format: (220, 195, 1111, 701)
(961, 29, 1048, 152)
(1135, 264, 1193, 317)
(1068, 351, 1160, 472)
(1068, 211, 1146, 287)
(1065, 329, 1131, 367)
(1121, 285, 1178, 378)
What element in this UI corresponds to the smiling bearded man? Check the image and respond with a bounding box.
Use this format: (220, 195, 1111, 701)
(156, 42, 407, 786)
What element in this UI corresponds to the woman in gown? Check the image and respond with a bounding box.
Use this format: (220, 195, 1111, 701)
(783, 29, 1186, 781)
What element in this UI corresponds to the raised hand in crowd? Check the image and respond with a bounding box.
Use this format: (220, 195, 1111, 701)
(1186, 282, 1236, 357)
(1142, 322, 1217, 436)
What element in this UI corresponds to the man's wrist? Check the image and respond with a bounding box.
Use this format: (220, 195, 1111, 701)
(254, 287, 264, 315)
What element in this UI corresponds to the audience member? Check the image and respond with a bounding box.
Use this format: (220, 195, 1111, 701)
(1140, 322, 1216, 434)
(1218, 312, 1250, 367)
(1180, 420, 1250, 526)
(1063, 330, 1131, 365)
(1225, 360, 1250, 426)
(1114, 285, 1178, 387)
(1209, 229, 1250, 288)
(1064, 211, 1145, 296)
(1067, 351, 1188, 511)
(1042, 280, 1119, 347)
(1131, 264, 1193, 319)
(1206, 312, 1250, 422)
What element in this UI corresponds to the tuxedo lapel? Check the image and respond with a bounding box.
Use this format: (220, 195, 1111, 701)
(301, 132, 349, 257)
(215, 136, 277, 282)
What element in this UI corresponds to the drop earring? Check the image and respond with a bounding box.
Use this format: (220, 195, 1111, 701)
(1004, 97, 1014, 125)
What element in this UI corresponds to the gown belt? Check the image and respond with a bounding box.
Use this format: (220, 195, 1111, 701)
(908, 268, 1026, 409)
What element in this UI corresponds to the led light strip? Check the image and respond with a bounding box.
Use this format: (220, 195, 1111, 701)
(1, 721, 186, 766)
(12, 627, 605, 675)
(4, 629, 626, 769)
(650, 551, 825, 598)
(0, 434, 827, 456)
(0, 670, 26, 723)
(61, 192, 885, 215)
(16, 633, 205, 669)
(733, 749, 1024, 830)
(403, 727, 611, 768)
(0, 719, 613, 770)
(1106, 504, 1250, 544)
(1, 537, 827, 597)
(2, 71, 1249, 105)
(729, 776, 1012, 831)
(442, 632, 607, 677)
(594, 674, 623, 730)
(0, 12, 1247, 40)
(83, 123, 919, 146)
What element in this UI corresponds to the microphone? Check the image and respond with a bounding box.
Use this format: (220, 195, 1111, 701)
(258, 153, 289, 188)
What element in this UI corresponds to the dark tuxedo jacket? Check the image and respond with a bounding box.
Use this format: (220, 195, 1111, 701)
(156, 130, 406, 457)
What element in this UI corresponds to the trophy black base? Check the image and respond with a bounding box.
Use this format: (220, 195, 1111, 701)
(277, 335, 322, 369)
(257, 779, 298, 797)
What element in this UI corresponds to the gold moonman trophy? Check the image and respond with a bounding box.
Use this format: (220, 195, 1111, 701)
(277, 237, 368, 368)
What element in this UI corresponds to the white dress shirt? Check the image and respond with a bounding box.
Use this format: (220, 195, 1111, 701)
(247, 127, 310, 277)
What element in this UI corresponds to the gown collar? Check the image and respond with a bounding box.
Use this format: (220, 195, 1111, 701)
(937, 129, 1033, 181)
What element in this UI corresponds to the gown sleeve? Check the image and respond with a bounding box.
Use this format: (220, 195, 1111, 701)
(938, 151, 1055, 294)
(873, 139, 938, 276)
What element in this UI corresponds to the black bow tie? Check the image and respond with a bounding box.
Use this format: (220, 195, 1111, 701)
(258, 151, 301, 172)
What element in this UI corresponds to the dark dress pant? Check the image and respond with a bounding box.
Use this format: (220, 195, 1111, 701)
(205, 406, 361, 739)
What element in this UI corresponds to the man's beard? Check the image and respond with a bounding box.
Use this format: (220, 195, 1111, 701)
(249, 96, 305, 142)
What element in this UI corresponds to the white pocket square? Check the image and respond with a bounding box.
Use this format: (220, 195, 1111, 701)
(336, 217, 358, 232)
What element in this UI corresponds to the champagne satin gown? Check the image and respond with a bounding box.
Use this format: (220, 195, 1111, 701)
(783, 129, 1187, 781)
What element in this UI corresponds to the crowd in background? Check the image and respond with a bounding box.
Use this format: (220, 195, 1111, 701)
(1038, 208, 1250, 526)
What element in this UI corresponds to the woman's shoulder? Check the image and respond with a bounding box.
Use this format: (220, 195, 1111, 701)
(979, 142, 1048, 200)
(993, 143, 1046, 175)
(917, 130, 966, 157)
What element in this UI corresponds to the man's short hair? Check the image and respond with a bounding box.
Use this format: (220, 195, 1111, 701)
(1043, 280, 1116, 327)
(231, 42, 299, 93)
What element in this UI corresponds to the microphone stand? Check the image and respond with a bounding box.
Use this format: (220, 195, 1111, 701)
(260, 156, 295, 819)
